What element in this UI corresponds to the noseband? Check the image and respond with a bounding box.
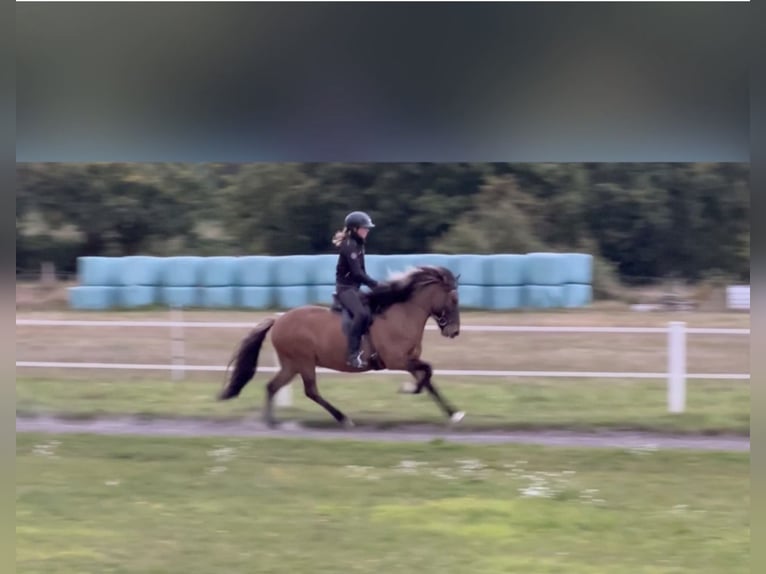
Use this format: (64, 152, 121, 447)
(433, 309, 450, 328)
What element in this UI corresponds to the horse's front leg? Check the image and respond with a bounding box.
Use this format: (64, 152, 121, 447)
(399, 357, 428, 394)
(405, 357, 464, 423)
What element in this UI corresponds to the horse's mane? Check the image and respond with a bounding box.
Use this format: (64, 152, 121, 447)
(363, 265, 457, 315)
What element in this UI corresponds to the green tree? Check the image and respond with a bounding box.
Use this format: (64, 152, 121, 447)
(432, 175, 546, 254)
(19, 162, 203, 255)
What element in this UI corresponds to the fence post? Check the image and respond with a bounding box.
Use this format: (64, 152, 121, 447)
(667, 321, 686, 413)
(273, 348, 293, 407)
(170, 307, 185, 381)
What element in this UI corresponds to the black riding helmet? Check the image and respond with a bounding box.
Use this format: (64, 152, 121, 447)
(345, 211, 375, 230)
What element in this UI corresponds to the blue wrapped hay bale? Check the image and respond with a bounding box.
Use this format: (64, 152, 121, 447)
(562, 253, 594, 285)
(273, 255, 315, 286)
(159, 286, 200, 308)
(377, 254, 418, 279)
(200, 286, 237, 308)
(77, 257, 121, 286)
(237, 256, 274, 286)
(523, 253, 568, 286)
(454, 254, 489, 285)
(237, 286, 274, 309)
(68, 286, 119, 310)
(486, 286, 525, 310)
(563, 284, 593, 308)
(312, 254, 338, 285)
(363, 254, 386, 281)
(160, 256, 203, 287)
(117, 285, 158, 308)
(437, 254, 461, 278)
(274, 286, 311, 309)
(523, 285, 566, 308)
(118, 256, 163, 286)
(200, 256, 240, 287)
(411, 253, 455, 274)
(457, 285, 486, 309)
(486, 254, 526, 286)
(313, 285, 336, 305)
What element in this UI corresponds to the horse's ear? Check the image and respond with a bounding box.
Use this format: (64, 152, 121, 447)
(455, 273, 461, 283)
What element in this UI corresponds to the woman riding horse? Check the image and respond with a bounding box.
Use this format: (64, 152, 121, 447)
(332, 211, 379, 369)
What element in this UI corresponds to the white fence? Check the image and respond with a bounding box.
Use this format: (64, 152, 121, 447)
(726, 285, 750, 310)
(16, 317, 750, 413)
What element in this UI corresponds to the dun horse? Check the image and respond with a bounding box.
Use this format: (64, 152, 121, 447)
(218, 265, 463, 427)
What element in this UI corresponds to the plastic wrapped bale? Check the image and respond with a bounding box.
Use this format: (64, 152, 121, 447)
(419, 254, 459, 278)
(237, 256, 275, 286)
(454, 254, 489, 286)
(159, 286, 200, 308)
(486, 254, 526, 286)
(377, 255, 414, 279)
(237, 286, 274, 309)
(68, 286, 119, 309)
(562, 253, 594, 285)
(523, 285, 566, 308)
(563, 284, 593, 308)
(312, 254, 338, 286)
(117, 286, 158, 308)
(522, 253, 568, 286)
(486, 286, 525, 310)
(200, 257, 240, 287)
(160, 256, 204, 287)
(273, 255, 315, 286)
(200, 287, 237, 308)
(77, 257, 121, 286)
(457, 285, 487, 309)
(117, 256, 163, 286)
(274, 286, 312, 309)
(412, 253, 456, 276)
(363, 254, 384, 281)
(312, 285, 336, 306)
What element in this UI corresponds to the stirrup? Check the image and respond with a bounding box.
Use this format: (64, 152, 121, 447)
(347, 352, 367, 369)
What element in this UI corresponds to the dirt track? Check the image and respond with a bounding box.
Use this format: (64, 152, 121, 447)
(16, 415, 749, 452)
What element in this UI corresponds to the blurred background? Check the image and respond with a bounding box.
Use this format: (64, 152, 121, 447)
(16, 161, 750, 309)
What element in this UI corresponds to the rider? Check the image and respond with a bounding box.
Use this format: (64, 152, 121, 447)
(332, 211, 379, 368)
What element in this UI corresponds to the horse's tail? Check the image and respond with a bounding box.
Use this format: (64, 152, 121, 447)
(218, 317, 277, 401)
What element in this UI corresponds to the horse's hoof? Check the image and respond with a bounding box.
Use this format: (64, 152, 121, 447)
(217, 389, 238, 401)
(398, 381, 417, 394)
(342, 418, 356, 429)
(450, 411, 465, 424)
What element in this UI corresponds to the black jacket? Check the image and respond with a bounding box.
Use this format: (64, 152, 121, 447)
(335, 236, 378, 290)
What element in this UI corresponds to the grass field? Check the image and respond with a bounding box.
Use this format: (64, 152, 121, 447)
(16, 376, 750, 434)
(16, 433, 750, 574)
(16, 307, 750, 434)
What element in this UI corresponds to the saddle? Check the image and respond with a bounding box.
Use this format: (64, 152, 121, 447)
(331, 293, 385, 370)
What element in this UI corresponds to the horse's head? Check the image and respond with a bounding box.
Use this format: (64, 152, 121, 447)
(424, 267, 461, 338)
(368, 265, 461, 338)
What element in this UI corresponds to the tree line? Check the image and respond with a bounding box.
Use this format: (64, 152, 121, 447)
(16, 162, 750, 292)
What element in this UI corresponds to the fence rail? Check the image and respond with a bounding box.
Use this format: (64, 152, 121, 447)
(16, 316, 750, 413)
(14, 319, 751, 336)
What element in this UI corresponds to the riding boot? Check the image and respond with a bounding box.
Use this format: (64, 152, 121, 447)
(346, 330, 367, 369)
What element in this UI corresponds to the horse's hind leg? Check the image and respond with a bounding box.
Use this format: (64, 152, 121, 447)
(301, 371, 353, 428)
(263, 367, 297, 428)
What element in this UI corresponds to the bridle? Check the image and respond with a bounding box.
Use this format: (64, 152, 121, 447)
(432, 288, 458, 329)
(432, 309, 450, 329)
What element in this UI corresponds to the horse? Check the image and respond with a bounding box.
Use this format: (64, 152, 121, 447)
(218, 265, 464, 428)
